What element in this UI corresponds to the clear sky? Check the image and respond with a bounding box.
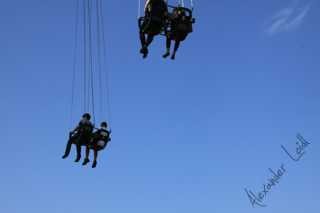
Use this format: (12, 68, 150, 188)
(1, 0, 320, 212)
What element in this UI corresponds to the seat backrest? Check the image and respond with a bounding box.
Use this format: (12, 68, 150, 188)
(94, 129, 110, 142)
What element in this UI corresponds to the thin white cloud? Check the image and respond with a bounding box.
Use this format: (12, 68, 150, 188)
(265, 1, 312, 36)
(286, 4, 311, 29)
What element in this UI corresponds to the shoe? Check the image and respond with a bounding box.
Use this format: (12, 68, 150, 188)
(82, 158, 90, 166)
(171, 54, 176, 60)
(62, 155, 68, 159)
(92, 161, 97, 168)
(74, 156, 81, 162)
(162, 52, 170, 58)
(140, 47, 148, 59)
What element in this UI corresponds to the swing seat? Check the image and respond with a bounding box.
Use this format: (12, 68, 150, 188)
(139, 16, 166, 35)
(89, 139, 109, 151)
(70, 132, 91, 146)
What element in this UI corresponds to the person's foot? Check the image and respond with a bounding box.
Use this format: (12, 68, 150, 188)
(143, 53, 148, 58)
(82, 158, 90, 166)
(62, 154, 68, 159)
(171, 54, 176, 60)
(74, 156, 81, 162)
(92, 161, 97, 168)
(162, 52, 170, 58)
(140, 47, 148, 59)
(142, 49, 148, 59)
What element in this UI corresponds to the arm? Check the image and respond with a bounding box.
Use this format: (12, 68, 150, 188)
(70, 125, 80, 137)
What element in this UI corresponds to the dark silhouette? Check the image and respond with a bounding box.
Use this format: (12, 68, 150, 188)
(139, 0, 168, 58)
(62, 113, 94, 162)
(163, 7, 194, 60)
(82, 122, 111, 168)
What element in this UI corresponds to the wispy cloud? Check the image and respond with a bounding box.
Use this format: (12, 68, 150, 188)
(265, 1, 312, 36)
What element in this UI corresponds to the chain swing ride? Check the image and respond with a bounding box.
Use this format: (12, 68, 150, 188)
(62, 0, 196, 168)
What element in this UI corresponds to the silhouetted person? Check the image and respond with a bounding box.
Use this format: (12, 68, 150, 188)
(82, 122, 111, 168)
(62, 113, 94, 162)
(163, 7, 193, 60)
(139, 0, 168, 58)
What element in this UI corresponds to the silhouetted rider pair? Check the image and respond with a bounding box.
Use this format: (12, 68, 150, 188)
(62, 113, 111, 168)
(139, 0, 194, 59)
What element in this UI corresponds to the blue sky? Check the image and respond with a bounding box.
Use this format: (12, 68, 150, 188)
(1, 0, 320, 212)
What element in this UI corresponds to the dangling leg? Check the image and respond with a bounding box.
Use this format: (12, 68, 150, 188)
(171, 40, 181, 60)
(92, 149, 98, 168)
(146, 34, 154, 47)
(140, 34, 154, 59)
(62, 138, 73, 159)
(139, 18, 147, 51)
(74, 143, 81, 162)
(163, 35, 171, 58)
(82, 145, 90, 165)
(140, 31, 146, 51)
(139, 31, 149, 58)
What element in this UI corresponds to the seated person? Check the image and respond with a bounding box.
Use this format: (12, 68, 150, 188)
(163, 7, 193, 60)
(82, 121, 111, 168)
(62, 113, 94, 162)
(139, 0, 168, 58)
